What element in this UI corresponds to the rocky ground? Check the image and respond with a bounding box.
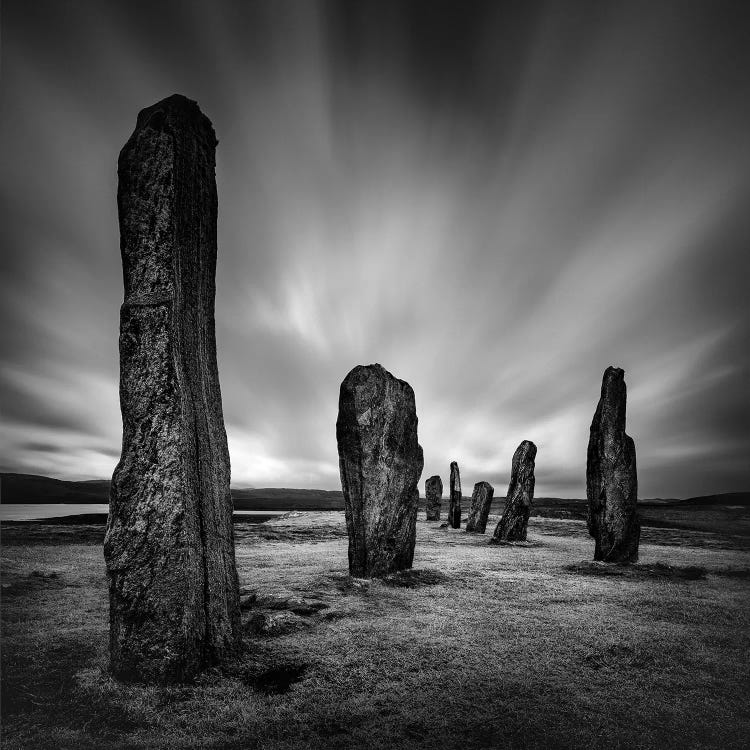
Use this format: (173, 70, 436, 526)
(1, 511, 749, 749)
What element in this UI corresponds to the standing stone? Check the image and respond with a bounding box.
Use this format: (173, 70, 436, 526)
(336, 364, 424, 577)
(586, 367, 640, 562)
(425, 475, 443, 520)
(448, 461, 462, 528)
(466, 481, 495, 533)
(492, 441, 537, 543)
(104, 95, 241, 684)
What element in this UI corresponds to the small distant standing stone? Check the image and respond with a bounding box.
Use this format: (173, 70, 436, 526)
(465, 481, 494, 533)
(492, 441, 537, 543)
(425, 475, 443, 520)
(449, 461, 462, 528)
(336, 363, 424, 577)
(586, 367, 640, 563)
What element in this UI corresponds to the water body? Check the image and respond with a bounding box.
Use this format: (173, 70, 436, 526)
(0, 504, 288, 522)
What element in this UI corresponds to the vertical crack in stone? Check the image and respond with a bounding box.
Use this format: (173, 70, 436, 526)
(192, 166, 211, 668)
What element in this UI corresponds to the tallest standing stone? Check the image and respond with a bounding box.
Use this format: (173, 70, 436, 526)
(104, 95, 241, 683)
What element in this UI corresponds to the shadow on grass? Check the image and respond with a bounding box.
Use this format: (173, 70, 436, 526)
(1, 570, 66, 598)
(221, 653, 310, 695)
(0, 635, 144, 736)
(713, 567, 750, 579)
(249, 663, 308, 694)
(380, 569, 450, 588)
(325, 568, 450, 592)
(564, 561, 707, 580)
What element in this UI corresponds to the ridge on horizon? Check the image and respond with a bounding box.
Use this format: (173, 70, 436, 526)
(1, 472, 747, 507)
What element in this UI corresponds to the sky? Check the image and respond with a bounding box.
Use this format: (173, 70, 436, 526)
(1, 0, 749, 497)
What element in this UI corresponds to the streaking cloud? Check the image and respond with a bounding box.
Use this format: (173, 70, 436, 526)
(1, 0, 748, 496)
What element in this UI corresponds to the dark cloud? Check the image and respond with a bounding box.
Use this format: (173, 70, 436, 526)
(0, 0, 748, 495)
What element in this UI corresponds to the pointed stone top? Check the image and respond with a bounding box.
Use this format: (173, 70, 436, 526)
(601, 367, 627, 399)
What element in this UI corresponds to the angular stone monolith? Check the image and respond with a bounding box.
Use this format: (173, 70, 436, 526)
(492, 441, 537, 543)
(104, 95, 241, 684)
(586, 367, 640, 562)
(336, 364, 424, 577)
(465, 481, 494, 533)
(425, 475, 443, 520)
(448, 461, 462, 528)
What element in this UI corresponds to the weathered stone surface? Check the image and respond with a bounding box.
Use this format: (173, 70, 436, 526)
(448, 462, 462, 528)
(465, 481, 494, 533)
(336, 364, 424, 577)
(492, 441, 537, 543)
(104, 95, 241, 684)
(425, 475, 443, 520)
(586, 367, 640, 562)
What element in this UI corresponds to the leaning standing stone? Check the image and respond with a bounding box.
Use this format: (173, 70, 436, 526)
(104, 95, 241, 684)
(492, 441, 537, 542)
(466, 481, 494, 533)
(425, 475, 443, 520)
(586, 367, 640, 562)
(448, 461, 462, 528)
(336, 364, 424, 577)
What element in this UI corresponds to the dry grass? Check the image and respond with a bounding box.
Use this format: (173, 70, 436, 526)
(1, 512, 749, 749)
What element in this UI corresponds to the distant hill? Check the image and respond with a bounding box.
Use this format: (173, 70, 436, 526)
(674, 492, 750, 506)
(232, 488, 344, 510)
(0, 473, 342, 510)
(0, 474, 111, 504)
(1, 473, 747, 512)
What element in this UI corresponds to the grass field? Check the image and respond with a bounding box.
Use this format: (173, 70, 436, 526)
(1, 510, 749, 749)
